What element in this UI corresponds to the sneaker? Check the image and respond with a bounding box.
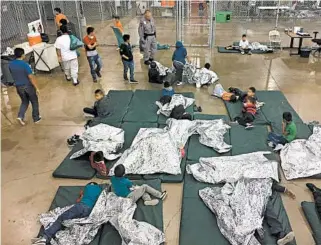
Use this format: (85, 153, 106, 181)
(17, 118, 26, 126)
(65, 75, 71, 81)
(84, 113, 95, 118)
(277, 231, 295, 245)
(34, 117, 42, 124)
(245, 123, 254, 129)
(268, 142, 275, 148)
(31, 237, 47, 244)
(248, 51, 252, 55)
(306, 183, 319, 192)
(67, 138, 77, 147)
(160, 191, 168, 200)
(93, 79, 98, 83)
(71, 134, 80, 141)
(144, 60, 151, 65)
(241, 51, 245, 55)
(274, 144, 284, 152)
(177, 81, 183, 86)
(129, 80, 138, 84)
(144, 199, 159, 206)
(73, 80, 80, 86)
(95, 69, 102, 78)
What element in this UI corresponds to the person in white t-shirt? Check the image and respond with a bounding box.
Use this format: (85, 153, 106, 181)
(239, 34, 252, 55)
(54, 25, 79, 86)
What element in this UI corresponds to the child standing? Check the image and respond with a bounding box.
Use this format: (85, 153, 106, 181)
(162, 81, 175, 97)
(113, 16, 124, 34)
(119, 34, 138, 84)
(111, 164, 167, 206)
(83, 26, 102, 83)
(172, 41, 187, 86)
(268, 112, 297, 151)
(239, 34, 252, 55)
(234, 96, 256, 129)
(90, 151, 108, 176)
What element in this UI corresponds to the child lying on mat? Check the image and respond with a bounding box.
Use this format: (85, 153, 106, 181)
(267, 112, 297, 152)
(234, 96, 256, 129)
(212, 82, 238, 102)
(32, 182, 103, 245)
(90, 151, 108, 176)
(111, 164, 167, 206)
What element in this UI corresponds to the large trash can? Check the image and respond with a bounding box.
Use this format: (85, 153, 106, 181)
(300, 47, 311, 58)
(216, 11, 232, 23)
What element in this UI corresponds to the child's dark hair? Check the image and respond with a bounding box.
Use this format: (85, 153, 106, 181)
(114, 15, 120, 20)
(87, 26, 95, 35)
(242, 34, 247, 38)
(14, 48, 25, 58)
(249, 87, 256, 93)
(247, 96, 256, 104)
(230, 94, 237, 102)
(93, 151, 104, 162)
(204, 63, 211, 69)
(181, 113, 192, 120)
(60, 25, 68, 34)
(283, 112, 292, 122)
(54, 7, 62, 13)
(114, 164, 125, 177)
(164, 81, 170, 88)
(123, 34, 130, 42)
(95, 89, 104, 95)
(59, 19, 67, 26)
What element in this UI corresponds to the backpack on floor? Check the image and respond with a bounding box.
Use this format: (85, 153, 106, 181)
(148, 62, 163, 84)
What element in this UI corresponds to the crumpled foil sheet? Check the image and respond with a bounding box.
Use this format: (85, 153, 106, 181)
(187, 151, 279, 184)
(251, 42, 271, 51)
(70, 124, 124, 160)
(199, 178, 272, 245)
(154, 61, 169, 76)
(156, 94, 195, 117)
(39, 189, 165, 245)
(111, 119, 231, 175)
(183, 63, 219, 85)
(280, 126, 321, 180)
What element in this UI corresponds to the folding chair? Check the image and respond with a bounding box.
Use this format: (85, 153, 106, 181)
(269, 29, 282, 50)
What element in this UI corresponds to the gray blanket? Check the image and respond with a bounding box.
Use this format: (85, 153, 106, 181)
(280, 126, 321, 180)
(70, 124, 124, 160)
(111, 119, 231, 175)
(39, 189, 165, 245)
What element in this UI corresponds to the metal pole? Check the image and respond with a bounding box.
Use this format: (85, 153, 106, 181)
(209, 0, 215, 48)
(99, 0, 104, 21)
(75, 0, 83, 37)
(275, 0, 281, 28)
(176, 0, 179, 41)
(36, 0, 43, 24)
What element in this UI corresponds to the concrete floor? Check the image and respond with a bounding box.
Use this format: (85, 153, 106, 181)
(2, 19, 321, 245)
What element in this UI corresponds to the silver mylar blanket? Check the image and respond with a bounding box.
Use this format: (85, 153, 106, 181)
(183, 64, 219, 85)
(39, 189, 165, 245)
(111, 119, 231, 175)
(187, 151, 279, 184)
(70, 124, 124, 160)
(199, 178, 273, 245)
(156, 94, 195, 117)
(154, 61, 169, 76)
(280, 126, 321, 180)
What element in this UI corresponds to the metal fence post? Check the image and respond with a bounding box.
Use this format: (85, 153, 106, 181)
(75, 0, 83, 38)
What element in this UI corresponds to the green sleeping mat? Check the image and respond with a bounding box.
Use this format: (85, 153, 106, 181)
(187, 115, 231, 161)
(223, 100, 269, 125)
(52, 141, 97, 180)
(123, 90, 162, 123)
(158, 92, 195, 124)
(256, 91, 303, 133)
(217, 46, 273, 54)
(232, 41, 270, 47)
(99, 179, 164, 245)
(180, 162, 296, 245)
(302, 201, 321, 245)
(89, 90, 133, 127)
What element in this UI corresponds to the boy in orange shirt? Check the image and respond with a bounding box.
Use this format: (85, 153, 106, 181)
(83, 26, 102, 83)
(54, 8, 68, 28)
(113, 16, 124, 33)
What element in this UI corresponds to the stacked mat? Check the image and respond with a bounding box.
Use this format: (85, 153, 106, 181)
(301, 201, 321, 245)
(38, 179, 164, 245)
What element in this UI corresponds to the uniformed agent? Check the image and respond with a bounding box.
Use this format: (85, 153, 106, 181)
(138, 10, 157, 65)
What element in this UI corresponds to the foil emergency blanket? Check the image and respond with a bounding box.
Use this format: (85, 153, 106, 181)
(70, 124, 124, 160)
(199, 178, 273, 245)
(154, 61, 169, 76)
(250, 42, 272, 51)
(187, 151, 279, 184)
(111, 119, 231, 175)
(155, 94, 195, 117)
(183, 63, 219, 85)
(39, 189, 165, 245)
(280, 126, 321, 180)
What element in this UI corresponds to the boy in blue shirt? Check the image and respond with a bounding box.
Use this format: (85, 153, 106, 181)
(111, 164, 167, 206)
(32, 182, 102, 245)
(162, 81, 175, 97)
(9, 48, 41, 126)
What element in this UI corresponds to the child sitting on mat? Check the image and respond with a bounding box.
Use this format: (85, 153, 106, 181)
(228, 86, 257, 102)
(32, 182, 103, 245)
(90, 151, 108, 176)
(162, 81, 175, 97)
(111, 164, 167, 206)
(267, 112, 297, 152)
(83, 89, 109, 118)
(212, 82, 237, 102)
(239, 34, 252, 55)
(234, 96, 256, 129)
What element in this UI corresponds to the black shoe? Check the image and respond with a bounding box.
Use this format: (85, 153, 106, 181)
(96, 69, 102, 78)
(149, 58, 154, 62)
(65, 75, 71, 81)
(306, 183, 318, 192)
(67, 138, 77, 147)
(93, 79, 98, 83)
(124, 77, 128, 81)
(144, 60, 151, 65)
(73, 80, 80, 86)
(129, 80, 138, 84)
